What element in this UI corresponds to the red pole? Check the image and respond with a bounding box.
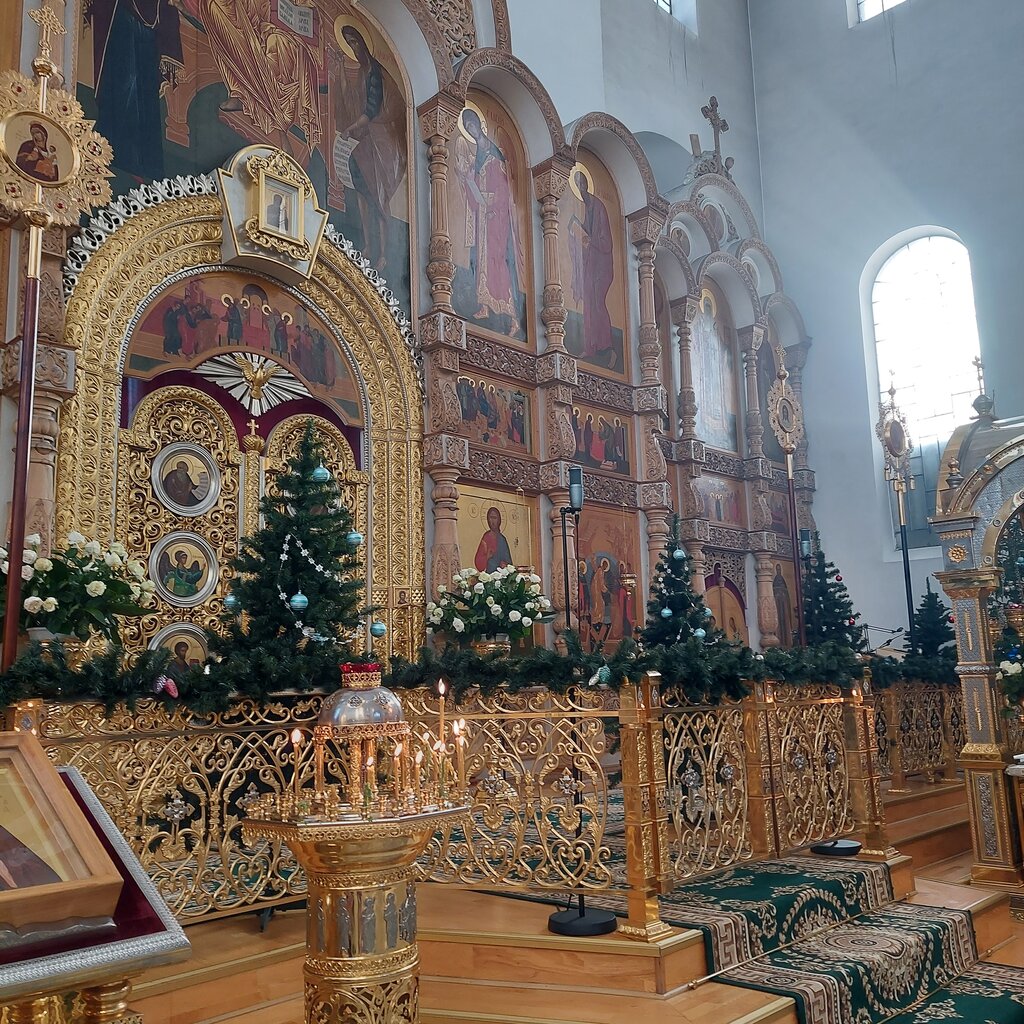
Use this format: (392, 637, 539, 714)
(2, 227, 43, 671)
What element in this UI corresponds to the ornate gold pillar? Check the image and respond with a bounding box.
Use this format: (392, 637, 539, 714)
(843, 678, 897, 860)
(533, 156, 572, 355)
(618, 672, 672, 941)
(417, 95, 462, 313)
(6, 998, 50, 1024)
(742, 682, 781, 858)
(737, 323, 766, 462)
(546, 487, 576, 635)
(671, 297, 698, 441)
(80, 980, 133, 1023)
(936, 567, 1024, 886)
(754, 552, 781, 647)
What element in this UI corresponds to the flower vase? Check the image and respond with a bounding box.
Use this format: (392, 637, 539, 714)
(470, 635, 512, 658)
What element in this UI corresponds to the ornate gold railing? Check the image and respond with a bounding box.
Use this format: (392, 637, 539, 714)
(15, 675, 900, 939)
(872, 682, 962, 789)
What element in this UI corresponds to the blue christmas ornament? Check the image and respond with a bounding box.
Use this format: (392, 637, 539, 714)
(289, 591, 309, 612)
(1017, 556, 1024, 567)
(672, 548, 685, 561)
(703, 606, 713, 618)
(224, 592, 241, 613)
(597, 665, 612, 684)
(694, 627, 707, 640)
(346, 530, 365, 549)
(660, 607, 673, 619)
(310, 463, 331, 483)
(1012, 646, 1021, 659)
(369, 620, 387, 639)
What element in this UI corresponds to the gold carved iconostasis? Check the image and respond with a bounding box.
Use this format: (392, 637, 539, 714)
(30, 0, 814, 657)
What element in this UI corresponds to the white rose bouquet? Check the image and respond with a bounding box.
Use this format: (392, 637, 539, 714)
(426, 566, 553, 644)
(0, 533, 155, 644)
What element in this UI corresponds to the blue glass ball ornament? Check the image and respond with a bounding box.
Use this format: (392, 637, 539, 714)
(660, 607, 673, 619)
(703, 606, 713, 619)
(1017, 556, 1024, 567)
(597, 665, 612, 684)
(369, 620, 387, 639)
(224, 592, 241, 613)
(310, 463, 331, 483)
(289, 591, 309, 612)
(672, 548, 686, 561)
(346, 530, 365, 549)
(694, 627, 707, 640)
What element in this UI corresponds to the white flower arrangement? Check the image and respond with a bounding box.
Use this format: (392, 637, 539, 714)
(426, 566, 553, 643)
(0, 532, 156, 644)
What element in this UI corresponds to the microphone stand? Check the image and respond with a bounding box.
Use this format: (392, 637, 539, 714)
(548, 498, 617, 936)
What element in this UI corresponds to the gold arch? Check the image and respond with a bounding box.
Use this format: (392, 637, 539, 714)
(58, 192, 425, 657)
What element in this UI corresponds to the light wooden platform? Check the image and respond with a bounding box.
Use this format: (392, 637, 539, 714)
(882, 778, 972, 871)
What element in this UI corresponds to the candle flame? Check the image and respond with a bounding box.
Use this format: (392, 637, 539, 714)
(395, 743, 403, 756)
(458, 718, 466, 730)
(415, 750, 424, 765)
(452, 721, 460, 736)
(291, 728, 303, 745)
(366, 756, 374, 768)
(422, 732, 432, 743)
(433, 740, 444, 753)
(438, 679, 447, 695)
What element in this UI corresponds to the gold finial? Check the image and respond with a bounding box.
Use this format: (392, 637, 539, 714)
(973, 355, 985, 395)
(247, 418, 259, 435)
(243, 417, 263, 454)
(29, 4, 64, 63)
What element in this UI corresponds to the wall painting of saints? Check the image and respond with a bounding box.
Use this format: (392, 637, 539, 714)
(77, 1, 413, 316)
(558, 155, 629, 378)
(570, 402, 632, 477)
(694, 475, 747, 528)
(703, 561, 749, 646)
(456, 486, 535, 577)
(449, 92, 531, 343)
(575, 506, 640, 652)
(124, 271, 364, 425)
(691, 286, 741, 453)
(771, 560, 799, 648)
(766, 489, 791, 535)
(457, 376, 533, 455)
(149, 624, 209, 687)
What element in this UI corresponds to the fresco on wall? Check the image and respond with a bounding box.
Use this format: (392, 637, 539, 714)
(456, 486, 536, 576)
(766, 488, 790, 534)
(449, 92, 530, 343)
(757, 339, 787, 465)
(457, 376, 532, 455)
(558, 155, 628, 378)
(571, 403, 631, 476)
(77, 1, 412, 311)
(771, 560, 799, 648)
(576, 506, 639, 651)
(694, 475, 746, 528)
(125, 270, 364, 424)
(692, 287, 740, 452)
(704, 563, 749, 645)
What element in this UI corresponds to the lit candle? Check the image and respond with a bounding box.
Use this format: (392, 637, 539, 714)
(315, 736, 325, 795)
(452, 720, 466, 792)
(414, 749, 423, 802)
(291, 728, 303, 806)
(437, 678, 447, 749)
(393, 743, 403, 802)
(434, 738, 447, 796)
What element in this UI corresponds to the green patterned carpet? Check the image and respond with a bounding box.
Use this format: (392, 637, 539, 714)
(885, 962, 1024, 1023)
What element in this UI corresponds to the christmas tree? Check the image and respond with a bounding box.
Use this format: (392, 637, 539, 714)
(206, 421, 366, 693)
(802, 535, 864, 649)
(912, 579, 955, 657)
(640, 515, 714, 648)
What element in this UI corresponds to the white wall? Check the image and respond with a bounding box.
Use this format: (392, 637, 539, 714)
(749, 0, 1024, 637)
(508, 0, 762, 219)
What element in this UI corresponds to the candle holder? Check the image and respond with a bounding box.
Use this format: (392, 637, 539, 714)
(243, 663, 469, 1024)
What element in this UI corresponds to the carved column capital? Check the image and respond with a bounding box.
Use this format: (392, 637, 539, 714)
(417, 93, 464, 142)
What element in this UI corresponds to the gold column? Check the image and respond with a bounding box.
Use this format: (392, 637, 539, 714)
(843, 677, 897, 860)
(533, 156, 572, 355)
(79, 980, 132, 1023)
(753, 552, 781, 647)
(428, 466, 462, 596)
(6, 998, 50, 1024)
(548, 490, 577, 636)
(936, 568, 1024, 886)
(618, 672, 672, 941)
(737, 324, 766, 461)
(883, 686, 910, 793)
(742, 682, 781, 858)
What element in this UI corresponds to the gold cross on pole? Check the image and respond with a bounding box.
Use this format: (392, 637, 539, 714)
(973, 355, 985, 396)
(29, 4, 64, 64)
(247, 418, 260, 436)
(700, 96, 729, 162)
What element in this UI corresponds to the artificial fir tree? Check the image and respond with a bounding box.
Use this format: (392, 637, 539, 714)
(912, 579, 955, 657)
(641, 514, 714, 648)
(801, 535, 864, 649)
(205, 421, 366, 698)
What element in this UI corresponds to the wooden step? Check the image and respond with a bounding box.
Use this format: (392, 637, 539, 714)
(420, 978, 797, 1024)
(883, 779, 965, 824)
(418, 886, 706, 995)
(889, 804, 972, 870)
(909, 876, 1013, 955)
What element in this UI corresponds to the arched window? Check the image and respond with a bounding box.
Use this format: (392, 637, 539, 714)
(869, 233, 982, 547)
(857, 0, 909, 22)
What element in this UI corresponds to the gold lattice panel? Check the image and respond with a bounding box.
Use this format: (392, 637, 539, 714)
(116, 387, 242, 650)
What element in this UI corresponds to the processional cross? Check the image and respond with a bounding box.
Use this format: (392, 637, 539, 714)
(700, 96, 729, 166)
